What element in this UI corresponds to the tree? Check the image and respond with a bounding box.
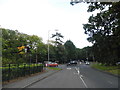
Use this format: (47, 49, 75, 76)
(84, 2, 120, 65)
(64, 40, 77, 62)
(0, 28, 2, 63)
(70, 1, 120, 65)
(2, 28, 45, 64)
(52, 32, 64, 46)
(51, 31, 65, 63)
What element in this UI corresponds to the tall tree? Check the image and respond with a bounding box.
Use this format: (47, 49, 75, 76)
(87, 2, 119, 65)
(51, 31, 65, 63)
(2, 28, 45, 64)
(52, 32, 64, 46)
(70, 1, 120, 65)
(64, 40, 76, 62)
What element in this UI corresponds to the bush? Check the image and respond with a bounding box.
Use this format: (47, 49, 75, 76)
(2, 58, 12, 65)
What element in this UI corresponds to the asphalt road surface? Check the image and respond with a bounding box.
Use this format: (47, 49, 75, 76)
(27, 63, 119, 88)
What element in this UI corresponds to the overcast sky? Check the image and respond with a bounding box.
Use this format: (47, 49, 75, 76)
(0, 0, 99, 49)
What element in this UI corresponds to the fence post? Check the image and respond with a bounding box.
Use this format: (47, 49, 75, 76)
(42, 65, 43, 72)
(33, 64, 36, 73)
(29, 63, 31, 76)
(8, 64, 11, 82)
(37, 63, 38, 73)
(17, 64, 19, 78)
(24, 64, 26, 76)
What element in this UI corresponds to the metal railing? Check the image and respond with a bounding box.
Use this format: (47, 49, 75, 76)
(2, 63, 44, 82)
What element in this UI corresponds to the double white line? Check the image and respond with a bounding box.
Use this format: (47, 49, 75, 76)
(75, 67, 88, 88)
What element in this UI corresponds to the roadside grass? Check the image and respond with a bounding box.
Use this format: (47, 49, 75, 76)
(107, 69, 120, 76)
(47, 67, 62, 70)
(91, 63, 120, 76)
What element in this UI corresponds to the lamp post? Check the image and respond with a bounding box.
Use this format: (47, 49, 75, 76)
(48, 30, 50, 63)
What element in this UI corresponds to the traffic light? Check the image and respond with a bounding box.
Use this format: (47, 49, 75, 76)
(17, 46, 25, 51)
(17, 46, 25, 54)
(17, 45, 31, 54)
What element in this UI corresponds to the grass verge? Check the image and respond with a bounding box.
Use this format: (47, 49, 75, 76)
(91, 62, 120, 76)
(47, 67, 62, 70)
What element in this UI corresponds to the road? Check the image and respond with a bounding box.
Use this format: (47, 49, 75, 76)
(27, 63, 119, 88)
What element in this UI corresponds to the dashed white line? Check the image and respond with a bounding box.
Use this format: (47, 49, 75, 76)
(75, 67, 80, 74)
(80, 75, 83, 77)
(108, 81, 113, 84)
(75, 67, 88, 88)
(67, 68, 71, 70)
(79, 76, 88, 88)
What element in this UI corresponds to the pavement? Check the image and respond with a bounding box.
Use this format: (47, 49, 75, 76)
(2, 67, 62, 88)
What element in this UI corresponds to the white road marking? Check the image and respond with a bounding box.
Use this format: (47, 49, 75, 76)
(77, 70, 80, 74)
(75, 67, 79, 72)
(73, 72, 78, 74)
(67, 68, 71, 70)
(79, 76, 88, 88)
(75, 67, 88, 88)
(75, 67, 80, 74)
(108, 81, 113, 84)
(80, 75, 83, 77)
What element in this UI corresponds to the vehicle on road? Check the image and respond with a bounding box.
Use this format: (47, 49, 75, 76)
(85, 61, 90, 65)
(67, 61, 77, 66)
(79, 61, 82, 64)
(46, 62, 58, 67)
(116, 62, 120, 65)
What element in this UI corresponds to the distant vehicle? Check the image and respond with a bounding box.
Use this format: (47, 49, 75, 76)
(67, 61, 77, 66)
(116, 62, 120, 65)
(46, 62, 58, 67)
(45, 61, 51, 67)
(85, 61, 90, 65)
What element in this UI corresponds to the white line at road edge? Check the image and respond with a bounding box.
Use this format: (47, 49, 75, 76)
(75, 67, 88, 88)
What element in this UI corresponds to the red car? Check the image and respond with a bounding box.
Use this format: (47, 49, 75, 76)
(46, 62, 58, 67)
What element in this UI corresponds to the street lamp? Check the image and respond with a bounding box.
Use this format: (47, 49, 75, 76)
(47, 30, 50, 63)
(47, 29, 58, 63)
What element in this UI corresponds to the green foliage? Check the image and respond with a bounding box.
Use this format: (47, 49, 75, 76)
(52, 32, 64, 46)
(91, 62, 120, 76)
(2, 28, 68, 64)
(2, 28, 46, 64)
(82, 2, 120, 65)
(64, 40, 76, 61)
(51, 31, 65, 63)
(2, 27, 93, 65)
(1, 63, 43, 69)
(47, 67, 62, 70)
